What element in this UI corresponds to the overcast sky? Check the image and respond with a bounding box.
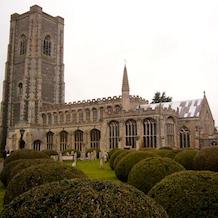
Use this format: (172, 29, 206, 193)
(0, 0, 218, 125)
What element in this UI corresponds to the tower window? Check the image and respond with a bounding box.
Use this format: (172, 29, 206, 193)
(43, 35, 51, 56)
(20, 34, 27, 55)
(18, 83, 23, 96)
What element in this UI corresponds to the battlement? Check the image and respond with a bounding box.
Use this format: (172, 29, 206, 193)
(41, 95, 147, 112)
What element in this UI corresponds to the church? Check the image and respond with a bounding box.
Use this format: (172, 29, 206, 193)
(1, 5, 218, 152)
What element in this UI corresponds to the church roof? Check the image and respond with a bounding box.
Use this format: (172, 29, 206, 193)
(140, 99, 203, 118)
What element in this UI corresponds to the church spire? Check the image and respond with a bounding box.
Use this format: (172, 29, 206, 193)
(122, 64, 130, 92)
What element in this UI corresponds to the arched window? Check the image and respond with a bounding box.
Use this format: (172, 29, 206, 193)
(107, 106, 113, 114)
(42, 114, 47, 125)
(33, 140, 41, 151)
(115, 105, 121, 113)
(18, 83, 23, 96)
(143, 118, 157, 148)
(54, 113, 58, 124)
(92, 108, 98, 122)
(43, 35, 51, 56)
(78, 110, 83, 123)
(75, 130, 83, 151)
(90, 129, 101, 148)
(125, 119, 137, 148)
(85, 109, 90, 122)
(109, 121, 119, 149)
(65, 111, 71, 123)
(47, 131, 54, 150)
(180, 127, 190, 148)
(166, 117, 175, 147)
(20, 34, 27, 55)
(60, 130, 68, 151)
(48, 113, 52, 125)
(59, 112, 64, 123)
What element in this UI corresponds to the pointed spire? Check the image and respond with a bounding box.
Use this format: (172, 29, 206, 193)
(122, 64, 130, 92)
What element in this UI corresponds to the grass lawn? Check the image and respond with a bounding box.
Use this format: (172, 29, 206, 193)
(64, 159, 119, 181)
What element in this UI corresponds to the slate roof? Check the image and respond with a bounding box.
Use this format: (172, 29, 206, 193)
(140, 99, 203, 118)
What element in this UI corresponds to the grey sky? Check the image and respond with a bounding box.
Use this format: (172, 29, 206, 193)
(0, 0, 218, 125)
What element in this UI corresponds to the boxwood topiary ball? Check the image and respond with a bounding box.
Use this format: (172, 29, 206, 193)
(115, 151, 158, 182)
(112, 150, 130, 170)
(193, 146, 218, 172)
(4, 163, 86, 204)
(174, 148, 198, 170)
(0, 158, 55, 187)
(4, 149, 49, 166)
(148, 170, 218, 218)
(1, 179, 168, 218)
(128, 157, 185, 193)
(109, 149, 124, 169)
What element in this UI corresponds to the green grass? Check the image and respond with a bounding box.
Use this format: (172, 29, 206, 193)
(64, 160, 119, 181)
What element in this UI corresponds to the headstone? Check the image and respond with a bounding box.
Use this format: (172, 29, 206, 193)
(81, 151, 86, 160)
(87, 152, 91, 160)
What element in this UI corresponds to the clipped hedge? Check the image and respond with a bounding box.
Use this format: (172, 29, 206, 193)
(128, 157, 185, 193)
(155, 149, 180, 159)
(115, 151, 158, 182)
(109, 150, 124, 169)
(1, 179, 168, 218)
(174, 149, 198, 170)
(193, 146, 218, 172)
(4, 149, 49, 166)
(0, 158, 55, 187)
(4, 163, 86, 204)
(108, 148, 122, 159)
(112, 150, 130, 170)
(41, 150, 58, 156)
(149, 170, 218, 218)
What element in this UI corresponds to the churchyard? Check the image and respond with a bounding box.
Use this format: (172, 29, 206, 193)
(0, 147, 218, 217)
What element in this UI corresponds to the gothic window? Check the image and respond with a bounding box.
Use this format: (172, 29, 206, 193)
(78, 110, 83, 123)
(60, 130, 68, 151)
(59, 112, 64, 123)
(75, 130, 83, 151)
(109, 121, 119, 149)
(166, 117, 175, 147)
(48, 113, 52, 125)
(90, 129, 101, 149)
(115, 105, 121, 113)
(72, 111, 77, 123)
(47, 131, 54, 150)
(143, 118, 157, 148)
(65, 112, 71, 123)
(42, 114, 47, 125)
(85, 109, 90, 122)
(100, 107, 104, 120)
(18, 83, 23, 96)
(180, 127, 190, 148)
(92, 108, 98, 122)
(33, 140, 41, 151)
(43, 35, 51, 56)
(125, 119, 137, 148)
(20, 34, 27, 55)
(54, 113, 58, 124)
(107, 106, 113, 114)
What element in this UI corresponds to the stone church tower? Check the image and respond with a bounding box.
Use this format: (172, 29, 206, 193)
(0, 5, 64, 148)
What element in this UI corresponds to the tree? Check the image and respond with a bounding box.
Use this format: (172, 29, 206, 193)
(151, 92, 172, 103)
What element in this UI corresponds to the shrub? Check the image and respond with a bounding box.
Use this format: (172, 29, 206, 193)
(115, 151, 158, 182)
(1, 179, 168, 217)
(0, 158, 55, 187)
(128, 157, 185, 193)
(4, 149, 49, 166)
(148, 170, 218, 218)
(158, 146, 173, 150)
(108, 148, 122, 159)
(85, 148, 101, 158)
(174, 149, 198, 170)
(41, 150, 58, 156)
(4, 163, 86, 204)
(193, 146, 218, 172)
(155, 149, 180, 159)
(62, 149, 81, 158)
(109, 150, 124, 170)
(112, 150, 130, 170)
